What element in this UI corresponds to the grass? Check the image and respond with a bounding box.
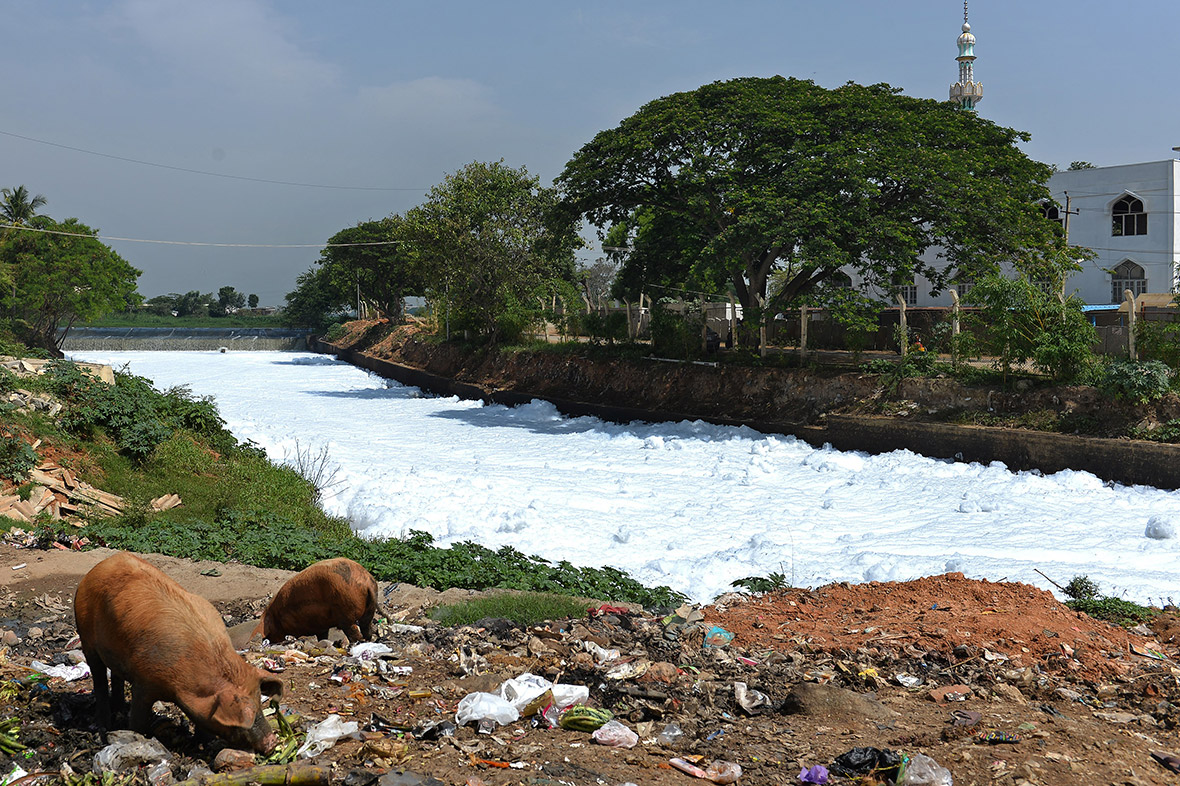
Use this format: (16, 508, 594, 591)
(429, 591, 592, 627)
(1065, 597, 1158, 627)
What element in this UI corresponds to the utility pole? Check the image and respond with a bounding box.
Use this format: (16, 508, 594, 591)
(1059, 191, 1080, 304)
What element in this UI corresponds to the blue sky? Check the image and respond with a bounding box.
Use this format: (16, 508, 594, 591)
(3, 1, 1178, 304)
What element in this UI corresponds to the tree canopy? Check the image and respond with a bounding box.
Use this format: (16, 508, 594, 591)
(557, 77, 1065, 318)
(1, 216, 140, 353)
(318, 217, 424, 323)
(406, 160, 580, 342)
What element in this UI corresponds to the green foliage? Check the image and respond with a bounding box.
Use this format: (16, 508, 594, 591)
(317, 217, 425, 323)
(0, 435, 36, 482)
(0, 216, 141, 352)
(46, 361, 233, 461)
(1131, 418, 1180, 443)
(1135, 321, 1180, 369)
(582, 311, 629, 344)
(1064, 574, 1101, 600)
(965, 274, 1097, 383)
(282, 265, 350, 333)
(731, 572, 789, 594)
(430, 592, 591, 627)
(1099, 359, 1174, 403)
(650, 299, 704, 359)
(407, 160, 581, 342)
(559, 76, 1064, 318)
(1066, 596, 1157, 627)
(211, 286, 247, 317)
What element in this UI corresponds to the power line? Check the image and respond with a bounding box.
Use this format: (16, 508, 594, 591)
(0, 222, 404, 248)
(0, 128, 424, 192)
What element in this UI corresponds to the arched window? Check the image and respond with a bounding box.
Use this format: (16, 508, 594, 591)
(827, 270, 853, 289)
(1111, 259, 1147, 303)
(1042, 201, 1063, 227)
(1112, 195, 1147, 236)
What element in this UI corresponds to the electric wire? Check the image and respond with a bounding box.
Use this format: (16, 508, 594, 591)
(0, 128, 422, 192)
(0, 222, 403, 248)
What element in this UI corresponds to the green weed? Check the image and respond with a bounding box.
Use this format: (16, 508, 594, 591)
(430, 591, 591, 627)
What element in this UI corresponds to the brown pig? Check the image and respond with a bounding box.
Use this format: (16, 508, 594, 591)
(255, 557, 378, 645)
(74, 552, 282, 753)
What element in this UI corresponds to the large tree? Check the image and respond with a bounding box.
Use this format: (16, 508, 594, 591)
(318, 216, 424, 322)
(1, 216, 140, 354)
(557, 77, 1065, 319)
(407, 160, 580, 342)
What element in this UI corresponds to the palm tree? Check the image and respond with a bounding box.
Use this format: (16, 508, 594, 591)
(1, 186, 47, 226)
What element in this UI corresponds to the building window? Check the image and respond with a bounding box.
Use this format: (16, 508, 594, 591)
(899, 283, 918, 307)
(827, 270, 853, 289)
(955, 278, 974, 298)
(1042, 202, 1063, 227)
(1112, 195, 1147, 236)
(1111, 260, 1147, 303)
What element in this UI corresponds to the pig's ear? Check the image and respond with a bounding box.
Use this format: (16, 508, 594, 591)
(259, 672, 284, 698)
(210, 688, 253, 729)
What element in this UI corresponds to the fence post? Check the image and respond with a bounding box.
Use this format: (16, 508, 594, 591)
(949, 289, 960, 367)
(625, 299, 634, 340)
(799, 303, 808, 361)
(896, 294, 908, 358)
(1125, 289, 1137, 360)
(701, 300, 709, 354)
(729, 293, 737, 350)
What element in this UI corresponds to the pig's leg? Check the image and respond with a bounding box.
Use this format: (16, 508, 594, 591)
(110, 670, 127, 719)
(83, 647, 110, 729)
(357, 606, 375, 641)
(128, 683, 155, 736)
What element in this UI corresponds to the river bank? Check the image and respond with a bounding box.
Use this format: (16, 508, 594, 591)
(315, 321, 1180, 490)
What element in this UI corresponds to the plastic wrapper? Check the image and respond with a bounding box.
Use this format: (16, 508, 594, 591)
(657, 722, 684, 745)
(500, 673, 589, 713)
(296, 714, 360, 759)
(704, 760, 742, 784)
(454, 692, 520, 727)
(898, 753, 953, 786)
(93, 731, 173, 776)
(591, 720, 639, 749)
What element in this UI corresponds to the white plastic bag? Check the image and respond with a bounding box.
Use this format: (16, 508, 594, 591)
(296, 714, 360, 759)
(348, 642, 393, 660)
(454, 692, 520, 727)
(500, 673, 588, 713)
(899, 753, 953, 786)
(591, 720, 639, 749)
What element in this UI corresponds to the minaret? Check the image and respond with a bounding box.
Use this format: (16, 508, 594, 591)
(949, 1, 983, 110)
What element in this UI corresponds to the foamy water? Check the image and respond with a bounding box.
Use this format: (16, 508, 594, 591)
(70, 351, 1180, 604)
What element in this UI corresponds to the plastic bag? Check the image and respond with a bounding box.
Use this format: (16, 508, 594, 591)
(733, 681, 771, 714)
(898, 753, 953, 786)
(349, 642, 393, 660)
(30, 659, 90, 682)
(94, 730, 173, 776)
(584, 641, 620, 663)
(591, 720, 639, 749)
(657, 722, 684, 746)
(454, 692, 520, 727)
(296, 714, 360, 759)
(500, 673, 588, 713)
(704, 760, 742, 784)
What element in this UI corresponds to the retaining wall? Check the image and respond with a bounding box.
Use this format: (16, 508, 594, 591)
(61, 327, 308, 351)
(315, 338, 1180, 490)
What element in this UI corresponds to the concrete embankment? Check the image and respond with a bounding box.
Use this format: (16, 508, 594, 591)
(313, 336, 1180, 490)
(61, 327, 308, 351)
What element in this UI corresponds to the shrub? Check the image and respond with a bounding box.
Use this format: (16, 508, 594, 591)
(1064, 574, 1100, 600)
(0, 436, 36, 483)
(1099, 359, 1174, 403)
(650, 300, 704, 360)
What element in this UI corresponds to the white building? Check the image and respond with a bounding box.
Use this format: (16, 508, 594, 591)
(847, 6, 1180, 309)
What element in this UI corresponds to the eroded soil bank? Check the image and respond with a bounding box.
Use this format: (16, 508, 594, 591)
(317, 323, 1180, 489)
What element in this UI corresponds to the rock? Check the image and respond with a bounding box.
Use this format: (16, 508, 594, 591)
(212, 749, 255, 772)
(26, 627, 42, 640)
(929, 684, 973, 703)
(1092, 711, 1138, 724)
(377, 771, 446, 786)
(640, 662, 680, 684)
(991, 683, 1027, 706)
(779, 683, 897, 722)
(1, 630, 19, 647)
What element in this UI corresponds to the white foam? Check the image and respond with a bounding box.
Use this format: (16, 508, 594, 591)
(70, 351, 1180, 604)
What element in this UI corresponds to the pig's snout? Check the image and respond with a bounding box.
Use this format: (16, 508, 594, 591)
(256, 730, 279, 755)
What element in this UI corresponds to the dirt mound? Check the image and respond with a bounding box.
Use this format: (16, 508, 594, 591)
(712, 572, 1136, 678)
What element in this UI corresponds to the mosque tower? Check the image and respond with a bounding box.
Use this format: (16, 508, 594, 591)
(949, 1, 983, 110)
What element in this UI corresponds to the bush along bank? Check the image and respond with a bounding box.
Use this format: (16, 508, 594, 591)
(1, 357, 684, 608)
